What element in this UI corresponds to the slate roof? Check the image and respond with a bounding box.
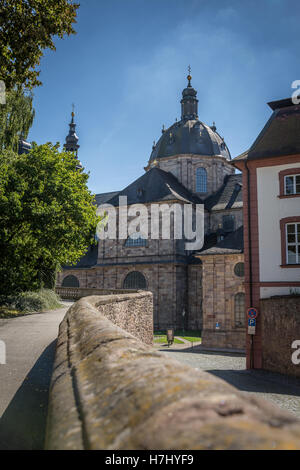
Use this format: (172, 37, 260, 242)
(63, 244, 98, 269)
(204, 174, 243, 211)
(149, 119, 231, 162)
(233, 99, 300, 162)
(106, 167, 203, 206)
(95, 191, 119, 206)
(196, 225, 244, 256)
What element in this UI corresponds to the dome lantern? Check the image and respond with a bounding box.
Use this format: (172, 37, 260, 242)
(181, 67, 198, 121)
(148, 72, 231, 163)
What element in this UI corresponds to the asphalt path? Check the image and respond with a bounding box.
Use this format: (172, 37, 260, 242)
(0, 303, 71, 450)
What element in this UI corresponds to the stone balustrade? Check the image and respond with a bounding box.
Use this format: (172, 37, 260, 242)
(46, 294, 300, 450)
(56, 286, 137, 300)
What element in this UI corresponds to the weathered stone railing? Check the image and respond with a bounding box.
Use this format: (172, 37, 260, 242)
(56, 286, 137, 301)
(46, 294, 300, 450)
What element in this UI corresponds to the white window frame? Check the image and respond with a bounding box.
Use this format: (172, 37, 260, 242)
(284, 174, 300, 195)
(286, 222, 300, 265)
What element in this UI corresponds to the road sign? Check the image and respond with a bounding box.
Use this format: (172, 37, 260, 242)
(248, 317, 256, 335)
(216, 322, 220, 330)
(247, 308, 258, 319)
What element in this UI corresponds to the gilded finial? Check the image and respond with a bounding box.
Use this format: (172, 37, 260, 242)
(71, 103, 75, 122)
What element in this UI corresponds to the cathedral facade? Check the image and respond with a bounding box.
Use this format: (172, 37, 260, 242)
(58, 74, 246, 350)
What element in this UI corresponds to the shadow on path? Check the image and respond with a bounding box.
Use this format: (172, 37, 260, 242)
(0, 341, 56, 450)
(207, 369, 300, 398)
(160, 347, 245, 358)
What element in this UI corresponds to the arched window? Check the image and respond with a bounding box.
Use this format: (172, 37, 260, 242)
(62, 275, 80, 288)
(123, 271, 147, 290)
(196, 167, 207, 193)
(125, 233, 147, 247)
(234, 293, 245, 327)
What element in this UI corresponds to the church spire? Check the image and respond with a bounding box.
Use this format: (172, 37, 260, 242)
(65, 105, 80, 158)
(180, 66, 198, 121)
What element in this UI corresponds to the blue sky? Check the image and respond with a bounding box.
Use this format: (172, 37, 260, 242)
(29, 0, 300, 195)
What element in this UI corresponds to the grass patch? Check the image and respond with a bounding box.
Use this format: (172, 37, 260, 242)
(0, 306, 26, 319)
(0, 289, 63, 317)
(154, 336, 184, 345)
(180, 336, 202, 343)
(154, 329, 202, 343)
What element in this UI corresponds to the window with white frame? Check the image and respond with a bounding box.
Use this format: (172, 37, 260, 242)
(125, 232, 147, 247)
(286, 223, 300, 264)
(284, 174, 300, 195)
(196, 167, 207, 193)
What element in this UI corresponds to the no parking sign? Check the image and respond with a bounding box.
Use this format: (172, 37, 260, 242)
(247, 308, 258, 334)
(247, 308, 258, 319)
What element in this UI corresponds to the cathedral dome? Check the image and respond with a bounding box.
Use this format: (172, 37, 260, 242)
(149, 73, 231, 162)
(150, 119, 231, 161)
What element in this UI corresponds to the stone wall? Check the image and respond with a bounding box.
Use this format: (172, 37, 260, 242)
(187, 264, 203, 330)
(199, 253, 246, 350)
(260, 296, 300, 378)
(157, 154, 234, 196)
(46, 295, 300, 450)
(58, 263, 191, 331)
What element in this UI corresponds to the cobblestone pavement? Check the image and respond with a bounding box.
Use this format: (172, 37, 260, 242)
(158, 346, 300, 418)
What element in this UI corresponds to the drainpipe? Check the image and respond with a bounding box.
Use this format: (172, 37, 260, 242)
(245, 160, 254, 369)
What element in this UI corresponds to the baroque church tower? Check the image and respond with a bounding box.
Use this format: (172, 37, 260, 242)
(64, 107, 82, 169)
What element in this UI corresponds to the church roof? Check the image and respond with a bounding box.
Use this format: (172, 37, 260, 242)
(102, 167, 203, 207)
(149, 73, 231, 162)
(204, 174, 243, 211)
(95, 191, 119, 206)
(149, 119, 231, 162)
(63, 244, 98, 270)
(233, 98, 300, 162)
(196, 225, 244, 256)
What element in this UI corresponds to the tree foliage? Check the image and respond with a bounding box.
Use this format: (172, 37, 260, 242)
(0, 0, 80, 90)
(0, 86, 35, 151)
(0, 144, 100, 295)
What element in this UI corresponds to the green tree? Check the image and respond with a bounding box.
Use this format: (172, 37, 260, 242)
(0, 144, 100, 295)
(0, 86, 35, 151)
(0, 0, 79, 90)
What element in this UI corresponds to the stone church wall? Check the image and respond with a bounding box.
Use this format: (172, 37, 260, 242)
(158, 154, 234, 196)
(58, 263, 190, 331)
(199, 253, 246, 350)
(209, 208, 243, 233)
(187, 264, 203, 331)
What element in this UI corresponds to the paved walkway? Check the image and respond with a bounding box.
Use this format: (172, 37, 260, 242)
(158, 346, 300, 418)
(0, 303, 72, 450)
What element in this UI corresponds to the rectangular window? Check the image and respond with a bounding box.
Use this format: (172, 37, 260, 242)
(284, 174, 300, 195)
(286, 223, 300, 264)
(222, 215, 235, 232)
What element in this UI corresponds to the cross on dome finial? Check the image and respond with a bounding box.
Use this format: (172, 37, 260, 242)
(187, 65, 192, 86)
